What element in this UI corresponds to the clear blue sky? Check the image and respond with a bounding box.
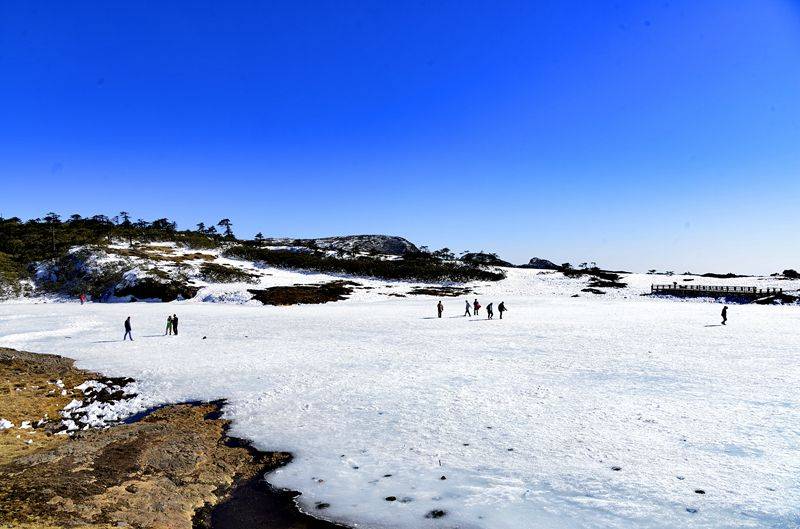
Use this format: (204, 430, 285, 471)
(2, 1, 799, 273)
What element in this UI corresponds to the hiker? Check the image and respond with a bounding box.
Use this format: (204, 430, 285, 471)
(487, 302, 494, 320)
(165, 315, 173, 335)
(123, 317, 133, 341)
(172, 314, 179, 335)
(464, 299, 472, 317)
(473, 298, 481, 316)
(437, 301, 444, 318)
(79, 293, 86, 305)
(721, 305, 728, 325)
(498, 301, 507, 319)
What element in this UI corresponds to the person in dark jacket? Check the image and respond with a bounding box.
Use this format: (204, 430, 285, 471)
(437, 301, 444, 318)
(498, 301, 507, 319)
(123, 316, 133, 341)
(486, 302, 494, 320)
(464, 300, 472, 317)
(721, 305, 728, 325)
(473, 299, 481, 316)
(172, 314, 179, 335)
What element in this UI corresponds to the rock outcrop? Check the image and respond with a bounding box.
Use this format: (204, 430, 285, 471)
(520, 257, 560, 270)
(263, 235, 418, 256)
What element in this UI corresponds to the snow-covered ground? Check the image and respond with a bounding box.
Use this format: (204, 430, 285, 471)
(1, 268, 799, 528)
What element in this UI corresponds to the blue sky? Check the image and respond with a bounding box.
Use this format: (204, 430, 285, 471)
(2, 1, 799, 273)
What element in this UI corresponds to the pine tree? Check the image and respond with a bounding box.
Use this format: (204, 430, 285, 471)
(217, 219, 235, 239)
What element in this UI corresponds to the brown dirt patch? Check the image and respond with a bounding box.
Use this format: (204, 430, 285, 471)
(0, 348, 345, 529)
(0, 349, 97, 466)
(0, 401, 286, 529)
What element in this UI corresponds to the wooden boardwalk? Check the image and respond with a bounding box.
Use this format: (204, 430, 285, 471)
(651, 283, 783, 298)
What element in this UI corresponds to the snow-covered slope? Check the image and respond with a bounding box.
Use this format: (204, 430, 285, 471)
(1, 267, 799, 528)
(21, 241, 800, 306)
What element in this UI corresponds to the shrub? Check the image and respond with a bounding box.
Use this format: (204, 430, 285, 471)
(0, 251, 27, 297)
(199, 262, 258, 283)
(224, 246, 504, 283)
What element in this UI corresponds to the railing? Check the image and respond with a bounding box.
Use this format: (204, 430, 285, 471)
(651, 284, 783, 296)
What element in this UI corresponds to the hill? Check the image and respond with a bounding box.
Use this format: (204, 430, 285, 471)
(0, 215, 504, 301)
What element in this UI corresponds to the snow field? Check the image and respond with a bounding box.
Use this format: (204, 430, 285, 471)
(0, 269, 798, 528)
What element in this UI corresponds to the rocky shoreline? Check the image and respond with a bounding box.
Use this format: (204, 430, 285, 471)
(0, 347, 344, 529)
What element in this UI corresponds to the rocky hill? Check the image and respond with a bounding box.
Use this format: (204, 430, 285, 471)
(520, 257, 560, 270)
(0, 215, 507, 302)
(261, 235, 418, 256)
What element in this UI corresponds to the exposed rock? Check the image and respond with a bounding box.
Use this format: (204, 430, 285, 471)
(0, 401, 286, 529)
(461, 252, 513, 267)
(520, 257, 560, 270)
(263, 235, 418, 256)
(0, 348, 97, 465)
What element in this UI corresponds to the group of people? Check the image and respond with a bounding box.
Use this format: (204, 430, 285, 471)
(122, 313, 180, 341)
(436, 298, 507, 319)
(165, 314, 180, 335)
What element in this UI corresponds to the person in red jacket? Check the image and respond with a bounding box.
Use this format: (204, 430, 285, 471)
(473, 298, 481, 316)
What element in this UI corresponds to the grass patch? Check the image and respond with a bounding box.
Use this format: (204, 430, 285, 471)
(407, 286, 472, 297)
(199, 262, 259, 283)
(248, 281, 358, 305)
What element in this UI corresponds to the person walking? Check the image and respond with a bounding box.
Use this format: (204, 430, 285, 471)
(123, 317, 133, 341)
(487, 302, 494, 320)
(498, 301, 507, 319)
(721, 305, 728, 325)
(172, 314, 179, 335)
(165, 315, 173, 335)
(464, 299, 472, 317)
(79, 293, 86, 305)
(473, 298, 481, 316)
(437, 301, 444, 318)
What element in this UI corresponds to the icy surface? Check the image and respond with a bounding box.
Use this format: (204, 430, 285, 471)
(0, 269, 798, 528)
